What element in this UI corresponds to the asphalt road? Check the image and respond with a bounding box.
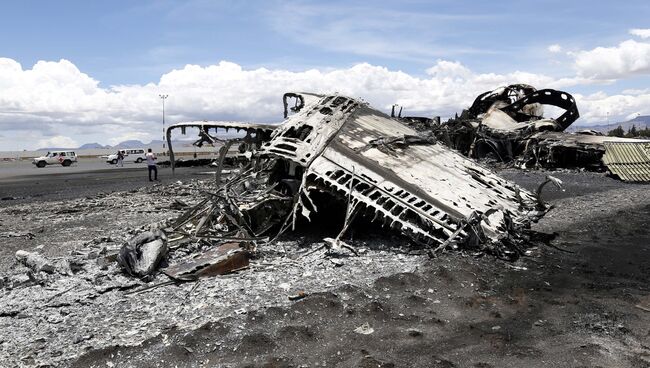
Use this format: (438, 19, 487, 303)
(0, 158, 211, 203)
(0, 157, 150, 178)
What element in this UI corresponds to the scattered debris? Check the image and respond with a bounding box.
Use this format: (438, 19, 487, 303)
(1, 231, 35, 239)
(169, 198, 189, 210)
(117, 230, 168, 277)
(354, 322, 375, 335)
(534, 319, 547, 326)
(163, 242, 250, 281)
(535, 175, 564, 208)
(635, 304, 650, 313)
(288, 291, 307, 301)
(14, 250, 56, 274)
(1, 149, 648, 367)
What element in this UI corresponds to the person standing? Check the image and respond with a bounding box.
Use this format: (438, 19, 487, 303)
(146, 148, 158, 181)
(116, 150, 124, 167)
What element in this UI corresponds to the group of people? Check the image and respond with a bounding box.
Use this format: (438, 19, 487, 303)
(113, 148, 158, 181)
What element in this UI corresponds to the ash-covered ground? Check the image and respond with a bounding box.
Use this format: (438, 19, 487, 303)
(0, 168, 649, 367)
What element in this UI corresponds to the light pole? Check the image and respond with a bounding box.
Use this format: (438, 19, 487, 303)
(159, 94, 168, 150)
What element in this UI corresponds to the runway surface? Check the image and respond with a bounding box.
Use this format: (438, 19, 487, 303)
(0, 159, 209, 203)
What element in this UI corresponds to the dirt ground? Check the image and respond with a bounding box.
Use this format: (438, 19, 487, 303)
(1, 167, 649, 367)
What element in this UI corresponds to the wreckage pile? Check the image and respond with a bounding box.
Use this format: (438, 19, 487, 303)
(113, 92, 560, 283)
(419, 84, 650, 179)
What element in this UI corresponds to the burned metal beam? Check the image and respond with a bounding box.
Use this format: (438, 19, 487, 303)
(165, 121, 277, 173)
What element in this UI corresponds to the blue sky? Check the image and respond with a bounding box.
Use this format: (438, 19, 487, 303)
(1, 0, 650, 150)
(1, 0, 646, 86)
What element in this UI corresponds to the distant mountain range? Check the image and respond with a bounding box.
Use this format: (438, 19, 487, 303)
(37, 139, 196, 151)
(78, 142, 111, 149)
(570, 115, 650, 133)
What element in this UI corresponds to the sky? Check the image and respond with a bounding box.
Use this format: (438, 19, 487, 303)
(1, 0, 650, 150)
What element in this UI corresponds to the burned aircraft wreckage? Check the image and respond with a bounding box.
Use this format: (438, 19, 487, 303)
(118, 92, 560, 281)
(120, 84, 649, 280)
(414, 84, 650, 178)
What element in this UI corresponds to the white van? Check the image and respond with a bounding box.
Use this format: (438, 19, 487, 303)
(32, 151, 78, 168)
(106, 149, 147, 164)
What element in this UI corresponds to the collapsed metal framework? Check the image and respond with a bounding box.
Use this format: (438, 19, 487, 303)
(466, 84, 579, 131)
(414, 84, 649, 178)
(116, 88, 649, 279)
(433, 84, 581, 162)
(118, 92, 562, 279)
(258, 93, 543, 247)
(156, 93, 545, 260)
(165, 121, 277, 172)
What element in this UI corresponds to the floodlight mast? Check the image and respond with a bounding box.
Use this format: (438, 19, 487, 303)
(159, 94, 169, 150)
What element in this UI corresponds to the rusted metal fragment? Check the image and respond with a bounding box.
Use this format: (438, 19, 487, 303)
(602, 142, 650, 182)
(163, 242, 250, 281)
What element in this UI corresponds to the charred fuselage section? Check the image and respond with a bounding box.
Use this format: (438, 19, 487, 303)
(410, 84, 650, 178)
(432, 84, 580, 164)
(153, 93, 547, 266)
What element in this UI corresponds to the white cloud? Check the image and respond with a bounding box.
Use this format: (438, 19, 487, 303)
(574, 92, 650, 123)
(629, 28, 650, 39)
(0, 58, 578, 147)
(547, 44, 562, 53)
(621, 88, 650, 95)
(0, 56, 647, 150)
(37, 135, 78, 149)
(573, 39, 650, 79)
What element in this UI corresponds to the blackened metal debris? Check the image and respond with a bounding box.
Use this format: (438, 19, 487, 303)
(149, 92, 547, 272)
(117, 230, 168, 277)
(408, 84, 650, 179)
(165, 121, 277, 173)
